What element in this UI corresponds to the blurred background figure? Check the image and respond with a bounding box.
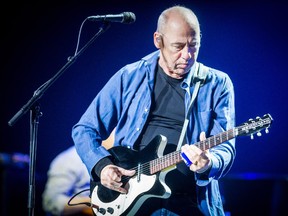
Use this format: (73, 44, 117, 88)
(42, 131, 114, 216)
(42, 146, 92, 216)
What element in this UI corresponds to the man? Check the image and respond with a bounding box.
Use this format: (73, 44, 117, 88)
(72, 5, 236, 216)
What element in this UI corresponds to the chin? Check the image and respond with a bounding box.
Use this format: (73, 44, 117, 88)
(176, 69, 189, 75)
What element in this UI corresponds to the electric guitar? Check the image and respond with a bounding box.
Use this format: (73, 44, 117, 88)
(90, 114, 273, 216)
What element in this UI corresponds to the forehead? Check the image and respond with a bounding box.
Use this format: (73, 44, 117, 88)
(163, 23, 197, 43)
(162, 13, 199, 38)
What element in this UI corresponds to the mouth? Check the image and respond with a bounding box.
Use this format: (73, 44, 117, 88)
(178, 64, 188, 68)
(176, 63, 191, 71)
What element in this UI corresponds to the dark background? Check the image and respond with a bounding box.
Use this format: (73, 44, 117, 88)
(1, 0, 287, 215)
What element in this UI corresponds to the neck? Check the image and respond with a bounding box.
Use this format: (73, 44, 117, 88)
(158, 59, 185, 79)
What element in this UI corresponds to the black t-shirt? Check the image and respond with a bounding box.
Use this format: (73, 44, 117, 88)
(136, 64, 197, 191)
(136, 64, 185, 150)
(134, 64, 201, 215)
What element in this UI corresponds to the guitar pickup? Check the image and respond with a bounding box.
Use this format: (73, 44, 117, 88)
(137, 163, 141, 182)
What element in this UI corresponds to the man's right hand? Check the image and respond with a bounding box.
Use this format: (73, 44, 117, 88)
(100, 165, 135, 193)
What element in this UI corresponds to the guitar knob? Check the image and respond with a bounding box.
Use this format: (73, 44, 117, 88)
(99, 208, 106, 215)
(257, 131, 262, 136)
(107, 207, 114, 214)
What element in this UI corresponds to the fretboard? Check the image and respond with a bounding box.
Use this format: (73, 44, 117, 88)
(149, 128, 237, 174)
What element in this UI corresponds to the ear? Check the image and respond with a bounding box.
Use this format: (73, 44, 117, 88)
(154, 32, 162, 49)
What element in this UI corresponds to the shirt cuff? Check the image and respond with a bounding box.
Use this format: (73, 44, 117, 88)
(92, 157, 113, 179)
(196, 158, 213, 174)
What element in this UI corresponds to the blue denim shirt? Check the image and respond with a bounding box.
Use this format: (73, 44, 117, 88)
(72, 50, 236, 215)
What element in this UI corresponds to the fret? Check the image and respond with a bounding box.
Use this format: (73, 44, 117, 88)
(223, 131, 228, 142)
(150, 151, 182, 174)
(206, 139, 210, 149)
(150, 160, 154, 174)
(213, 135, 216, 147)
(159, 157, 164, 170)
(165, 154, 170, 167)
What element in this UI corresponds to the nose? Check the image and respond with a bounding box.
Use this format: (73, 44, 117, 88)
(181, 45, 193, 61)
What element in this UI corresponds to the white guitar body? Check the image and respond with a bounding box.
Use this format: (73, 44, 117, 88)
(91, 135, 173, 215)
(92, 171, 171, 215)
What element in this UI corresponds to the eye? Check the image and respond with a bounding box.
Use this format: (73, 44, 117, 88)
(172, 43, 186, 51)
(189, 41, 199, 48)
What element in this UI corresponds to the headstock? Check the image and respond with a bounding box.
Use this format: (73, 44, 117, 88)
(237, 114, 273, 139)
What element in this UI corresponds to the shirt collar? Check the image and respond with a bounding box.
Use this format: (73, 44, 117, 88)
(182, 62, 199, 89)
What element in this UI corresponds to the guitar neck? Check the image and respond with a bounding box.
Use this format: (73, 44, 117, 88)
(195, 128, 236, 151)
(149, 128, 237, 174)
(148, 112, 273, 175)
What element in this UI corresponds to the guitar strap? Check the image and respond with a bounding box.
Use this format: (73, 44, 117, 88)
(176, 62, 209, 151)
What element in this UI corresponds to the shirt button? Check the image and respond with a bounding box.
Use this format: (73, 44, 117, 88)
(144, 108, 149, 112)
(136, 128, 140, 131)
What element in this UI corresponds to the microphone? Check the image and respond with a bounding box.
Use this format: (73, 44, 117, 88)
(87, 12, 136, 24)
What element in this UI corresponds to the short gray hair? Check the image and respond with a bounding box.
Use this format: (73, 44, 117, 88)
(156, 5, 201, 37)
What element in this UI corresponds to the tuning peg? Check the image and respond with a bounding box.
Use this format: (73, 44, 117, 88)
(250, 134, 254, 140)
(257, 131, 262, 136)
(265, 128, 269, 133)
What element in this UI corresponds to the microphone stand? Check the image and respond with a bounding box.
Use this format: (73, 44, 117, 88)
(7, 21, 111, 216)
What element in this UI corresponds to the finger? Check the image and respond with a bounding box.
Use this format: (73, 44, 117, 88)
(101, 165, 117, 177)
(111, 171, 122, 181)
(111, 181, 122, 189)
(114, 185, 128, 194)
(107, 165, 125, 180)
(100, 165, 121, 185)
(200, 131, 206, 141)
(181, 145, 196, 161)
(110, 182, 128, 194)
(181, 144, 190, 152)
(118, 167, 136, 176)
(189, 144, 202, 155)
